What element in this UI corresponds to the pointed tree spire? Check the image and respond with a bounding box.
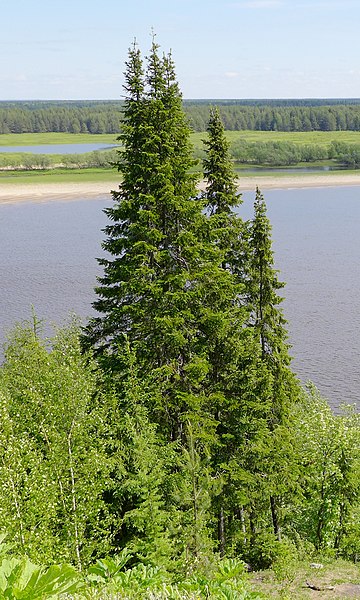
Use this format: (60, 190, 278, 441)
(86, 41, 211, 441)
(203, 107, 239, 215)
(245, 187, 300, 542)
(248, 187, 289, 364)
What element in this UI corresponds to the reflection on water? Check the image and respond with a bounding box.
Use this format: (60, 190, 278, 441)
(0, 188, 359, 410)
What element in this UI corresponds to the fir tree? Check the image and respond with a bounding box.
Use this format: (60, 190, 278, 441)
(86, 42, 231, 562)
(201, 107, 246, 404)
(86, 42, 250, 559)
(247, 187, 296, 421)
(86, 40, 219, 451)
(246, 187, 300, 542)
(201, 109, 268, 556)
(87, 41, 200, 372)
(203, 107, 239, 216)
(84, 41, 148, 351)
(202, 107, 246, 275)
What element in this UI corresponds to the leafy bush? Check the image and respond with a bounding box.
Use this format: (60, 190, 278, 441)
(0, 557, 83, 599)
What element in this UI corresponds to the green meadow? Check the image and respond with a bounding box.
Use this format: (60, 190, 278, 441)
(2, 129, 360, 148)
(0, 132, 117, 146)
(1, 130, 360, 183)
(192, 129, 360, 147)
(0, 167, 117, 185)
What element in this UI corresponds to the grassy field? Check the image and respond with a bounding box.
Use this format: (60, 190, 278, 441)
(0, 168, 118, 185)
(191, 129, 360, 149)
(0, 132, 118, 146)
(1, 131, 360, 186)
(2, 130, 360, 148)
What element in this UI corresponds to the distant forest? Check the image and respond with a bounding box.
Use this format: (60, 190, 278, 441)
(2, 99, 360, 133)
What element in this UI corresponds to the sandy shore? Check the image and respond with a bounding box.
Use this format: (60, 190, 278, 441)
(0, 181, 118, 204)
(1, 173, 360, 204)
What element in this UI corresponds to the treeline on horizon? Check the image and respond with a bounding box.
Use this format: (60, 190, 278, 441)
(3, 99, 360, 133)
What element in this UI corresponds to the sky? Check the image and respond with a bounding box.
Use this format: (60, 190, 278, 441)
(1, 0, 360, 100)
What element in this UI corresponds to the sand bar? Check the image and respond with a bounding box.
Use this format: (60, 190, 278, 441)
(1, 173, 360, 204)
(0, 181, 118, 204)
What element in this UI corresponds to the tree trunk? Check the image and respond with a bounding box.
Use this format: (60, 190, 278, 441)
(270, 496, 281, 541)
(218, 507, 225, 556)
(240, 506, 247, 545)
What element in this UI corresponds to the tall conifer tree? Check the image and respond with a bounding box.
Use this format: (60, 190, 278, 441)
(201, 109, 269, 555)
(247, 188, 297, 420)
(88, 43, 198, 356)
(86, 41, 217, 443)
(86, 41, 222, 560)
(246, 187, 300, 542)
(203, 107, 239, 216)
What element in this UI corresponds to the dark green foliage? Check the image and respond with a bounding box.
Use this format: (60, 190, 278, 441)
(86, 42, 217, 449)
(246, 188, 299, 417)
(201, 107, 254, 555)
(203, 107, 239, 215)
(231, 189, 301, 553)
(87, 42, 201, 363)
(247, 194, 286, 356)
(102, 343, 176, 566)
(200, 109, 296, 562)
(85, 42, 228, 566)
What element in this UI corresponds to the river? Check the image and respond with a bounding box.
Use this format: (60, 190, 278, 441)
(0, 185, 358, 410)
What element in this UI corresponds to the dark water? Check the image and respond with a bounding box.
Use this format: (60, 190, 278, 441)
(0, 187, 359, 409)
(0, 143, 118, 154)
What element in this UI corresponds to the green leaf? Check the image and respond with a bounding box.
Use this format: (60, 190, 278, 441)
(0, 558, 83, 600)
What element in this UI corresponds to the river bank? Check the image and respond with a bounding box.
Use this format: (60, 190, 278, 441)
(1, 172, 360, 204)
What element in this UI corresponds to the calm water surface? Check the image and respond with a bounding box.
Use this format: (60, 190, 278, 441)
(0, 186, 359, 409)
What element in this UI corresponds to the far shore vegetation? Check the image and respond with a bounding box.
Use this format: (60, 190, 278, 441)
(2, 129, 360, 179)
(0, 167, 117, 185)
(2, 129, 360, 148)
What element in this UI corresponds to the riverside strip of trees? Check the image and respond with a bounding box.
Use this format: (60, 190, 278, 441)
(0, 42, 359, 583)
(2, 139, 360, 172)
